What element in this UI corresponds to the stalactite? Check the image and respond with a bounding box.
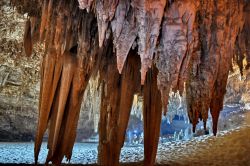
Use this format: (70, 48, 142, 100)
(96, 0, 118, 47)
(185, 24, 201, 132)
(143, 65, 162, 166)
(33, 0, 100, 164)
(78, 0, 94, 12)
(111, 0, 137, 74)
(132, 0, 167, 84)
(186, 0, 245, 135)
(30, 16, 40, 43)
(35, 49, 58, 164)
(244, 3, 250, 69)
(51, 52, 76, 156)
(209, 0, 245, 135)
(39, 0, 49, 42)
(45, 46, 99, 163)
(235, 34, 245, 75)
(11, 0, 250, 165)
(235, 3, 250, 72)
(156, 0, 198, 114)
(98, 44, 141, 166)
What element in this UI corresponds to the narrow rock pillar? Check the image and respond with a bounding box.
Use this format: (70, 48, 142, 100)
(143, 66, 162, 166)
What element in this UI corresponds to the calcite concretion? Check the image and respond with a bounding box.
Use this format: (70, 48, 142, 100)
(235, 2, 250, 72)
(96, 0, 118, 47)
(111, 0, 137, 74)
(98, 48, 141, 166)
(186, 0, 245, 134)
(156, 0, 198, 114)
(78, 0, 94, 12)
(132, 0, 166, 84)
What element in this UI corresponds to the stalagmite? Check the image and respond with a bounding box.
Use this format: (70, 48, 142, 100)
(11, 0, 250, 165)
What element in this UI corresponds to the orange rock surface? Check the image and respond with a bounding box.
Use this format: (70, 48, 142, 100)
(10, 0, 250, 165)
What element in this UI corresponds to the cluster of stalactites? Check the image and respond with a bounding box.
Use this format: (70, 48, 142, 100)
(234, 2, 250, 74)
(78, 0, 166, 83)
(186, 0, 246, 135)
(14, 0, 250, 165)
(77, 0, 200, 114)
(22, 0, 101, 164)
(78, 0, 250, 137)
(15, 0, 250, 150)
(19, 0, 250, 137)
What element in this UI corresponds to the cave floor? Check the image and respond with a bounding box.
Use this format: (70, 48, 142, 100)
(1, 113, 250, 166)
(158, 125, 250, 165)
(156, 111, 250, 165)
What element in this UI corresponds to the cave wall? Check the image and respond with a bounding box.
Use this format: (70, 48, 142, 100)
(0, 0, 40, 141)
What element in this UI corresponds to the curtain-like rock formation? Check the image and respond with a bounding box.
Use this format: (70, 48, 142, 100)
(11, 0, 250, 165)
(156, 0, 197, 114)
(186, 0, 245, 135)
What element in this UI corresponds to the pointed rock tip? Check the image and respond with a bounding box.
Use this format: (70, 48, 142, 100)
(140, 69, 147, 85)
(116, 56, 126, 74)
(161, 93, 168, 116)
(117, 64, 123, 74)
(98, 22, 108, 48)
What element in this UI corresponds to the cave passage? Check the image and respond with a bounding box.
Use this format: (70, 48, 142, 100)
(10, 0, 250, 165)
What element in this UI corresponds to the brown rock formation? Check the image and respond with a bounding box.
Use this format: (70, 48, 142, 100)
(0, 1, 102, 142)
(156, 0, 198, 114)
(10, 0, 250, 165)
(98, 48, 141, 165)
(143, 65, 162, 166)
(186, 0, 245, 135)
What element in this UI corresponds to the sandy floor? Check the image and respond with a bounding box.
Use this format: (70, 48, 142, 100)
(1, 113, 250, 166)
(157, 112, 250, 166)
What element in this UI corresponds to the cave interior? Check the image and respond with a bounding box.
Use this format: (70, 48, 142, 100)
(9, 0, 250, 165)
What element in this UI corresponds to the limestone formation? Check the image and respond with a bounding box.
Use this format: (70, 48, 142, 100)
(9, 0, 250, 165)
(0, 1, 100, 142)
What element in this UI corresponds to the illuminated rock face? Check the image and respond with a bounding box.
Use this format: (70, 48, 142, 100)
(11, 0, 250, 165)
(186, 0, 245, 136)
